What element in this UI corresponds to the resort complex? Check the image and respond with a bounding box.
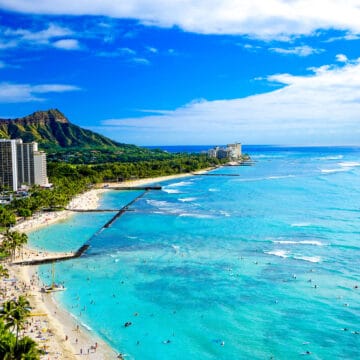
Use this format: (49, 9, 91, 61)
(0, 139, 49, 191)
(208, 143, 242, 160)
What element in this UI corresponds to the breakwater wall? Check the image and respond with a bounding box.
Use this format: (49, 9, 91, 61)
(12, 244, 90, 266)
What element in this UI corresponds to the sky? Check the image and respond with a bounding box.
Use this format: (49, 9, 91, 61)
(0, 1, 360, 146)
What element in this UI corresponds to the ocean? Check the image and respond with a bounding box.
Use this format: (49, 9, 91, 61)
(29, 146, 360, 359)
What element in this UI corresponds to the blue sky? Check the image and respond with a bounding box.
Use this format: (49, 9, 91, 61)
(0, 1, 360, 146)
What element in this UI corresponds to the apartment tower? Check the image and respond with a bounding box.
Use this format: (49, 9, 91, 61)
(0, 139, 48, 191)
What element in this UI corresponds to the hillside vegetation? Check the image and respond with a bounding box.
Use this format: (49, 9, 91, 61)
(0, 109, 120, 148)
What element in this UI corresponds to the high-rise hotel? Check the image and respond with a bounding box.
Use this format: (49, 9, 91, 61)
(0, 139, 48, 191)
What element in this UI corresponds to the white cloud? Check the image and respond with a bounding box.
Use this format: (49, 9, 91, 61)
(132, 57, 150, 65)
(0, 82, 81, 103)
(99, 58, 360, 145)
(2, 0, 360, 39)
(120, 48, 136, 55)
(326, 32, 360, 42)
(0, 23, 78, 51)
(0, 39, 20, 49)
(269, 45, 323, 57)
(6, 24, 72, 42)
(52, 39, 80, 50)
(146, 46, 158, 53)
(336, 54, 348, 63)
(3, 24, 73, 45)
(241, 43, 262, 52)
(97, 47, 136, 58)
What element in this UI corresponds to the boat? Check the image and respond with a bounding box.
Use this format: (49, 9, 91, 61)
(41, 262, 66, 293)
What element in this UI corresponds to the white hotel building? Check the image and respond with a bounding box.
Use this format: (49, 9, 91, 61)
(0, 139, 48, 191)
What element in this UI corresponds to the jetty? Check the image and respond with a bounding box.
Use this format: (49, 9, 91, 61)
(15, 188, 156, 266)
(102, 190, 148, 229)
(11, 244, 90, 266)
(106, 186, 162, 191)
(66, 208, 120, 212)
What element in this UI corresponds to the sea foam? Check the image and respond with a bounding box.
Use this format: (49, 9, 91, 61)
(338, 161, 360, 167)
(293, 255, 321, 263)
(267, 175, 295, 180)
(321, 161, 360, 174)
(179, 197, 197, 202)
(273, 240, 324, 246)
(317, 155, 343, 160)
(167, 181, 193, 187)
(179, 213, 213, 219)
(163, 188, 181, 194)
(291, 222, 312, 227)
(265, 250, 289, 258)
(321, 168, 349, 174)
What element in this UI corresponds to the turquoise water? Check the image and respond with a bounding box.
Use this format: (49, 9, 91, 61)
(29, 148, 360, 359)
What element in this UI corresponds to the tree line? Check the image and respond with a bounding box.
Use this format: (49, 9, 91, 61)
(0, 154, 226, 225)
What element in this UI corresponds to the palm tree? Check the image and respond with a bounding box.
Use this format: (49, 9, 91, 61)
(2, 231, 28, 261)
(0, 264, 9, 278)
(0, 265, 9, 297)
(0, 318, 14, 360)
(0, 296, 31, 352)
(0, 319, 40, 359)
(2, 231, 17, 261)
(15, 232, 28, 260)
(13, 335, 40, 360)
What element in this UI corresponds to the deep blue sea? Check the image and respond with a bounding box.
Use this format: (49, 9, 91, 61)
(29, 146, 360, 359)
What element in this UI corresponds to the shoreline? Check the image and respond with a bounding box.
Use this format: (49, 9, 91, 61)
(95, 169, 211, 189)
(5, 171, 208, 359)
(6, 187, 118, 359)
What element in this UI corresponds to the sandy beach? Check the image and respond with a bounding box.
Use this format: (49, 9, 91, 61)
(4, 187, 118, 359)
(3, 172, 204, 359)
(96, 171, 203, 189)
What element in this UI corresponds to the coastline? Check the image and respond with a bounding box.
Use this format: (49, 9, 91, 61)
(5, 171, 207, 359)
(7, 188, 117, 359)
(95, 170, 209, 189)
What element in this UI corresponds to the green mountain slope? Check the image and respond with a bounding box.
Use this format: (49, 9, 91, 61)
(0, 109, 171, 164)
(0, 109, 123, 149)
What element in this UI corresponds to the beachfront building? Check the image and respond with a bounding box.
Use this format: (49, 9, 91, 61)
(227, 143, 242, 160)
(0, 139, 19, 191)
(0, 138, 48, 191)
(33, 150, 48, 186)
(207, 143, 242, 160)
(17, 141, 36, 185)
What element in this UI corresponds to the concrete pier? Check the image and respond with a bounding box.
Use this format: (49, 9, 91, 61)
(66, 209, 120, 212)
(102, 190, 148, 229)
(12, 244, 90, 266)
(107, 186, 162, 190)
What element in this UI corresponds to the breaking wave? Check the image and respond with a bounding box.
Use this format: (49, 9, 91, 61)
(293, 255, 321, 263)
(273, 240, 325, 246)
